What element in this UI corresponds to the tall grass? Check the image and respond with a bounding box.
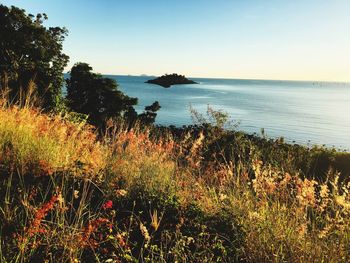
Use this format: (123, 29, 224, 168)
(0, 94, 349, 262)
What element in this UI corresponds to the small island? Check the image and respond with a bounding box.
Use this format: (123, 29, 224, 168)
(145, 73, 198, 88)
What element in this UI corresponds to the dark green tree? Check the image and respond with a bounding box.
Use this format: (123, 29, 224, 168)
(66, 63, 138, 126)
(0, 4, 69, 109)
(139, 101, 161, 125)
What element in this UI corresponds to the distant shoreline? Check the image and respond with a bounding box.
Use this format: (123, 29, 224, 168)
(86, 74, 350, 85)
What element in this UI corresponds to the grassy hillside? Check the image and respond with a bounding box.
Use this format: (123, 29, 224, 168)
(0, 100, 350, 262)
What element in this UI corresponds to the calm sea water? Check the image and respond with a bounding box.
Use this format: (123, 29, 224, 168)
(67, 75, 350, 150)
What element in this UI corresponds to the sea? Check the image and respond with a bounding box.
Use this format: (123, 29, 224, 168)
(64, 75, 350, 151)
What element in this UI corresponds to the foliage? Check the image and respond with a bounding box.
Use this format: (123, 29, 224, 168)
(189, 104, 239, 130)
(4, 4, 350, 260)
(0, 99, 350, 262)
(0, 4, 69, 110)
(159, 106, 350, 183)
(138, 101, 161, 126)
(145, 73, 197, 88)
(66, 63, 162, 128)
(66, 63, 138, 127)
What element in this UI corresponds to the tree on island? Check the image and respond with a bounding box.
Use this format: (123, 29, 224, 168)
(146, 73, 197, 88)
(66, 63, 161, 127)
(0, 4, 69, 110)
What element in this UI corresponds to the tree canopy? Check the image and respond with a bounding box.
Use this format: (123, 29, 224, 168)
(0, 3, 161, 127)
(66, 63, 139, 126)
(0, 4, 69, 109)
(145, 73, 197, 88)
(138, 101, 161, 125)
(66, 63, 162, 127)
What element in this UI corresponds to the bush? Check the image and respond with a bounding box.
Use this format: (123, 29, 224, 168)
(0, 101, 349, 262)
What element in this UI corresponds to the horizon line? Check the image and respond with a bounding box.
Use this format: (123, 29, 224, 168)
(64, 72, 350, 84)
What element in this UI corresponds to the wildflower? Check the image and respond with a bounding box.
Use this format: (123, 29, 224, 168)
(115, 189, 127, 197)
(27, 194, 59, 237)
(140, 222, 151, 243)
(320, 184, 329, 199)
(116, 233, 126, 247)
(248, 211, 262, 221)
(279, 172, 292, 189)
(81, 217, 110, 247)
(335, 194, 350, 210)
(318, 225, 332, 239)
(298, 224, 307, 238)
(150, 210, 163, 231)
(73, 190, 79, 199)
(187, 237, 195, 245)
(219, 193, 228, 201)
(57, 193, 64, 206)
(102, 200, 113, 210)
(296, 179, 317, 208)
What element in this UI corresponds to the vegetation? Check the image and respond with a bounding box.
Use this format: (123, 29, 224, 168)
(66, 63, 163, 128)
(0, 4, 69, 110)
(66, 63, 138, 127)
(1, 3, 350, 262)
(0, 94, 349, 262)
(0, 5, 160, 128)
(145, 74, 198, 88)
(138, 101, 161, 126)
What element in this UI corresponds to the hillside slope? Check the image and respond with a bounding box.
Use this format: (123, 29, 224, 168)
(0, 103, 349, 262)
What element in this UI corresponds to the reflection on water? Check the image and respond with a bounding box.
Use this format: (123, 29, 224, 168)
(111, 76, 350, 150)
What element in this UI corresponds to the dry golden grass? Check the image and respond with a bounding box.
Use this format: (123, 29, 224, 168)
(0, 97, 349, 262)
(0, 104, 106, 178)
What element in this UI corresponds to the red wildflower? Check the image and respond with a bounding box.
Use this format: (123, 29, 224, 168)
(27, 194, 59, 237)
(102, 200, 113, 210)
(81, 217, 110, 247)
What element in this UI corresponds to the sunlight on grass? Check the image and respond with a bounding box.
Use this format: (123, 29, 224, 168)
(0, 100, 349, 262)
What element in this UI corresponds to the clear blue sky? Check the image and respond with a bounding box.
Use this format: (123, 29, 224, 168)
(3, 0, 350, 81)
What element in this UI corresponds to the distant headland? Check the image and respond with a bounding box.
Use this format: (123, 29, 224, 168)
(145, 73, 198, 88)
